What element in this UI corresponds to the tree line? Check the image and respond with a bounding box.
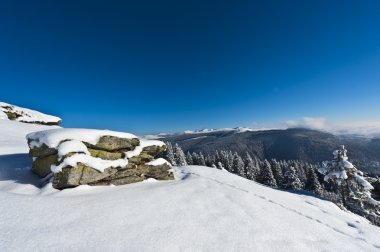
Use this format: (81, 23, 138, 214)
(165, 142, 324, 195)
(165, 142, 380, 226)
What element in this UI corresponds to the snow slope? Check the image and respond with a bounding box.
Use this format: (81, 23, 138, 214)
(0, 102, 61, 125)
(1, 120, 380, 251)
(0, 119, 59, 155)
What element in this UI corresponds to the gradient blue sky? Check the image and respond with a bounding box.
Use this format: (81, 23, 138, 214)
(1, 1, 379, 134)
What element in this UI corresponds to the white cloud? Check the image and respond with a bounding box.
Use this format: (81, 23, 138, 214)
(285, 117, 326, 130)
(283, 117, 380, 136)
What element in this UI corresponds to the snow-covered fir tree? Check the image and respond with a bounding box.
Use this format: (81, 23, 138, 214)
(217, 161, 224, 170)
(191, 152, 199, 165)
(319, 145, 380, 225)
(186, 151, 193, 165)
(244, 152, 259, 181)
(205, 154, 215, 167)
(198, 152, 206, 166)
(165, 142, 177, 166)
(220, 150, 233, 172)
(270, 159, 283, 186)
(305, 167, 323, 196)
(283, 166, 303, 190)
(258, 160, 277, 187)
(174, 143, 187, 166)
(232, 152, 245, 177)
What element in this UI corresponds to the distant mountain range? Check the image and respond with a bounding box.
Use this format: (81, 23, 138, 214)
(162, 128, 380, 175)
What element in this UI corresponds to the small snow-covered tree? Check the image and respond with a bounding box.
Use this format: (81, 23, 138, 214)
(191, 152, 199, 165)
(244, 152, 259, 181)
(165, 142, 177, 166)
(205, 154, 215, 167)
(258, 160, 277, 187)
(174, 143, 187, 166)
(271, 159, 283, 186)
(186, 151, 193, 165)
(319, 145, 380, 225)
(305, 168, 323, 196)
(220, 150, 233, 172)
(217, 161, 225, 170)
(198, 152, 206, 166)
(232, 152, 245, 177)
(283, 166, 303, 190)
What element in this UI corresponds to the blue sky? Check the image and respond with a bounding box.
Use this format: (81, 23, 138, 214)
(1, 1, 380, 134)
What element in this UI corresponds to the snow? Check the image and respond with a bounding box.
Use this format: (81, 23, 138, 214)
(183, 127, 258, 135)
(1, 120, 380, 251)
(325, 170, 348, 183)
(355, 175, 374, 190)
(0, 110, 7, 119)
(343, 160, 354, 169)
(0, 119, 59, 155)
(125, 139, 165, 158)
(27, 128, 137, 148)
(51, 153, 129, 173)
(57, 140, 90, 159)
(147, 158, 171, 166)
(0, 102, 61, 124)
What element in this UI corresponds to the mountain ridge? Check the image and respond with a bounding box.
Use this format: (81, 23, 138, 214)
(163, 128, 380, 174)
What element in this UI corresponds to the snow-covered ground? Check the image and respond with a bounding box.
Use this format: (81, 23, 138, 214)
(1, 120, 380, 251)
(0, 102, 61, 125)
(0, 119, 59, 155)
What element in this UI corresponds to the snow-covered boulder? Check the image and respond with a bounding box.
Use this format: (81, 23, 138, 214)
(27, 128, 173, 189)
(0, 102, 61, 125)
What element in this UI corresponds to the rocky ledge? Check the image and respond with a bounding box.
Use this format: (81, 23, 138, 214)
(27, 128, 173, 189)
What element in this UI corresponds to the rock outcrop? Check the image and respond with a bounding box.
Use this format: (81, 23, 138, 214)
(0, 102, 61, 125)
(27, 128, 173, 189)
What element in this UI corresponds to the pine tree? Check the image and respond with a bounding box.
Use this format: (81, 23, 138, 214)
(270, 159, 283, 186)
(215, 150, 221, 164)
(258, 160, 277, 187)
(244, 152, 259, 181)
(217, 161, 224, 170)
(165, 142, 177, 166)
(319, 145, 380, 225)
(220, 150, 233, 172)
(298, 162, 309, 186)
(205, 154, 215, 167)
(232, 152, 245, 177)
(174, 143, 187, 166)
(305, 168, 323, 195)
(283, 166, 303, 190)
(186, 151, 193, 165)
(191, 152, 199, 165)
(198, 152, 206, 166)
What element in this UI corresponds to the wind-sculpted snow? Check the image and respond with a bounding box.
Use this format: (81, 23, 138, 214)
(1, 120, 380, 251)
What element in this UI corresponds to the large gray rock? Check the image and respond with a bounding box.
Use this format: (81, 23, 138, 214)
(52, 164, 118, 189)
(32, 154, 58, 177)
(84, 136, 140, 151)
(88, 163, 174, 186)
(28, 143, 57, 158)
(52, 163, 173, 189)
